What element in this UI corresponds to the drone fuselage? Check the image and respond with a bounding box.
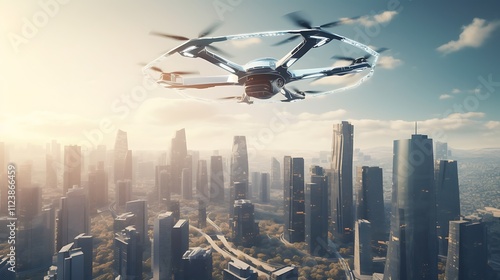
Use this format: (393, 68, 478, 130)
(241, 58, 286, 99)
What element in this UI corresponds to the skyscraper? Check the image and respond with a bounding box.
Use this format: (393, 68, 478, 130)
(210, 155, 225, 203)
(435, 160, 460, 256)
(230, 136, 249, 213)
(182, 154, 193, 200)
(305, 167, 329, 256)
(159, 166, 171, 206)
(116, 180, 132, 207)
(435, 141, 449, 160)
(198, 199, 207, 228)
(153, 212, 174, 280)
(355, 166, 385, 242)
(284, 157, 305, 243)
(63, 145, 81, 194)
(260, 173, 270, 203)
(73, 233, 93, 280)
(181, 247, 213, 280)
(126, 200, 148, 246)
(250, 171, 261, 200)
(114, 212, 136, 232)
(445, 220, 489, 280)
(124, 149, 133, 182)
(46, 154, 58, 188)
(232, 199, 259, 247)
(383, 134, 438, 280)
(88, 161, 108, 213)
(354, 220, 372, 277)
(57, 243, 85, 280)
(197, 160, 209, 202)
(330, 121, 354, 239)
(114, 226, 143, 280)
(57, 187, 90, 251)
(114, 129, 128, 183)
(271, 157, 281, 190)
(171, 128, 188, 194)
(172, 219, 189, 278)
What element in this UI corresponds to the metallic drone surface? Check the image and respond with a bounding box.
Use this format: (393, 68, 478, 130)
(143, 13, 384, 104)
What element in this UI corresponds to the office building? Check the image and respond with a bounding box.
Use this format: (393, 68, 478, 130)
(271, 157, 281, 189)
(260, 173, 270, 203)
(435, 160, 460, 256)
(232, 199, 259, 246)
(126, 200, 148, 246)
(250, 171, 261, 200)
(114, 129, 129, 183)
(18, 185, 42, 221)
(199, 199, 207, 228)
(88, 161, 108, 212)
(305, 167, 329, 256)
(114, 212, 136, 233)
(171, 128, 188, 194)
(172, 219, 189, 279)
(355, 166, 385, 242)
(330, 121, 354, 239)
(354, 220, 372, 277)
(210, 155, 225, 203)
(114, 226, 143, 280)
(153, 212, 174, 280)
(445, 220, 489, 280)
(182, 154, 193, 200)
(56, 234, 92, 280)
(197, 160, 209, 202)
(223, 260, 258, 280)
(57, 187, 90, 251)
(159, 166, 171, 206)
(169, 200, 181, 223)
(116, 180, 132, 207)
(124, 149, 133, 182)
(284, 157, 305, 243)
(46, 154, 58, 188)
(230, 136, 249, 214)
(435, 141, 449, 160)
(63, 145, 82, 194)
(383, 134, 438, 280)
(181, 247, 213, 280)
(0, 255, 15, 280)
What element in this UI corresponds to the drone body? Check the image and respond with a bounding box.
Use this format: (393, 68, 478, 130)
(144, 16, 383, 104)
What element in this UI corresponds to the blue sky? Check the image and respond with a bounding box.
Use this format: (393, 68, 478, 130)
(1, 0, 499, 152)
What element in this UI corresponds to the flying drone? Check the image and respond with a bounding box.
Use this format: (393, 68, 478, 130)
(143, 12, 386, 104)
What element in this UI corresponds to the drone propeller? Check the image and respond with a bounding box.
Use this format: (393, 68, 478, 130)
(272, 35, 302, 46)
(331, 47, 389, 61)
(285, 11, 359, 30)
(291, 86, 322, 95)
(139, 63, 199, 75)
(150, 21, 232, 57)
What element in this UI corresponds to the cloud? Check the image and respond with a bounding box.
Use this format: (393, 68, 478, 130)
(230, 38, 262, 48)
(439, 94, 453, 100)
(377, 55, 402, 69)
(437, 18, 500, 54)
(344, 11, 398, 27)
(484, 121, 500, 130)
(452, 88, 461, 94)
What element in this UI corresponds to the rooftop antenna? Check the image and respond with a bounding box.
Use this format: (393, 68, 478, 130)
(414, 121, 418, 134)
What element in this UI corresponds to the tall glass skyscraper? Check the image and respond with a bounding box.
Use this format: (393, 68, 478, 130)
(63, 145, 82, 194)
(113, 130, 128, 184)
(384, 134, 438, 280)
(171, 128, 188, 194)
(230, 136, 249, 215)
(330, 121, 354, 239)
(305, 167, 329, 256)
(210, 155, 224, 203)
(435, 160, 460, 256)
(356, 166, 385, 242)
(153, 211, 174, 280)
(284, 157, 305, 243)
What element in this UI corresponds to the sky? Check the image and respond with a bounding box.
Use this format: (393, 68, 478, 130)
(1, 0, 500, 154)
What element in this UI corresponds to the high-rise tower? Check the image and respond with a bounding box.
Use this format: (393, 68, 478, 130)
(435, 160, 460, 256)
(63, 145, 82, 194)
(383, 134, 438, 280)
(330, 121, 354, 239)
(171, 128, 188, 194)
(284, 157, 305, 243)
(210, 155, 225, 203)
(355, 166, 385, 242)
(230, 136, 249, 214)
(114, 130, 128, 183)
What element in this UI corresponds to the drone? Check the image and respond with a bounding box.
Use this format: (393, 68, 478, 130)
(143, 12, 385, 104)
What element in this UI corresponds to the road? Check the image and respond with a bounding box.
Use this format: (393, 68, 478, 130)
(328, 240, 354, 280)
(190, 225, 270, 278)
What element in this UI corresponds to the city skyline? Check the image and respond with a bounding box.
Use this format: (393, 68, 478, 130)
(1, 1, 500, 152)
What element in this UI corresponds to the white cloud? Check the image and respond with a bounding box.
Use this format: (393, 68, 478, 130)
(451, 88, 461, 94)
(439, 94, 453, 100)
(437, 18, 500, 54)
(377, 56, 403, 69)
(344, 11, 398, 27)
(230, 38, 262, 48)
(484, 121, 500, 130)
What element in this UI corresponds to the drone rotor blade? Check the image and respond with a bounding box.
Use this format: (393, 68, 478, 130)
(363, 47, 390, 60)
(150, 66, 164, 73)
(331, 55, 355, 61)
(207, 45, 232, 58)
(285, 11, 312, 29)
(219, 96, 240, 100)
(149, 31, 190, 41)
(272, 35, 301, 46)
(198, 21, 222, 38)
(304, 90, 323, 94)
(319, 16, 360, 28)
